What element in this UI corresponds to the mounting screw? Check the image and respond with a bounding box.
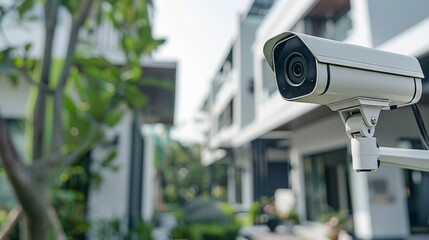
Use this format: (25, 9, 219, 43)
(371, 116, 377, 125)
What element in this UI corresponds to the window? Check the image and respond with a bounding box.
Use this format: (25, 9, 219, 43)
(218, 99, 234, 131)
(213, 48, 234, 101)
(304, 0, 352, 41)
(303, 148, 352, 221)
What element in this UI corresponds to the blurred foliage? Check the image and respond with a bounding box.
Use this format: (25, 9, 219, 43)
(154, 127, 229, 206)
(0, 208, 19, 239)
(249, 196, 300, 227)
(155, 131, 210, 205)
(319, 209, 352, 240)
(170, 199, 240, 240)
(184, 198, 233, 225)
(52, 152, 92, 239)
(91, 218, 153, 240)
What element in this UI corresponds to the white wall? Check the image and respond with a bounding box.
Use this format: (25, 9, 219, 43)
(0, 78, 31, 118)
(1, 5, 72, 59)
(88, 112, 132, 222)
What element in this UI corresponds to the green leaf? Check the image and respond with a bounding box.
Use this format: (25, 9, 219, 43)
(8, 74, 19, 87)
(144, 39, 166, 53)
(101, 150, 117, 168)
(74, 56, 112, 68)
(24, 43, 32, 52)
(83, 66, 117, 83)
(124, 85, 148, 108)
(86, 83, 115, 121)
(64, 94, 78, 117)
(74, 73, 87, 102)
(105, 109, 122, 127)
(17, 0, 35, 19)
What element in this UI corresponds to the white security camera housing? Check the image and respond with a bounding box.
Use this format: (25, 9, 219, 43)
(263, 32, 429, 172)
(263, 32, 423, 110)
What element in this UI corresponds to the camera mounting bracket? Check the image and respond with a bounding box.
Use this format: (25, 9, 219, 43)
(328, 97, 389, 135)
(329, 98, 429, 172)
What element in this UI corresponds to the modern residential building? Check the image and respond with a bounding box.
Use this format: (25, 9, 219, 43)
(200, 0, 286, 210)
(0, 2, 176, 237)
(200, 0, 429, 239)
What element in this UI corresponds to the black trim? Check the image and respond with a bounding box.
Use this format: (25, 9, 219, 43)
(320, 64, 331, 95)
(127, 113, 144, 233)
(409, 77, 418, 104)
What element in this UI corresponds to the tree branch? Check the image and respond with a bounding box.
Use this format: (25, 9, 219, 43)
(19, 67, 55, 94)
(52, 0, 94, 152)
(30, 124, 100, 182)
(33, 0, 59, 161)
(57, 125, 100, 175)
(0, 207, 23, 240)
(0, 116, 49, 224)
(47, 205, 65, 240)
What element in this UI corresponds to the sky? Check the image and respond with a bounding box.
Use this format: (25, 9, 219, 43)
(152, 0, 252, 141)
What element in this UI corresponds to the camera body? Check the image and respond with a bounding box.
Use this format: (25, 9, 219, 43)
(263, 32, 423, 110)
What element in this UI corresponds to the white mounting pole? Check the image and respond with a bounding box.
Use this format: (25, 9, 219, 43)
(379, 147, 429, 172)
(333, 98, 429, 172)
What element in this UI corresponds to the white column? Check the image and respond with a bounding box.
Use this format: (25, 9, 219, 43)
(142, 130, 155, 221)
(349, 170, 373, 239)
(227, 162, 237, 204)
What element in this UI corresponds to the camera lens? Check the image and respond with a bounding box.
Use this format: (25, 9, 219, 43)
(293, 62, 303, 77)
(272, 36, 317, 100)
(284, 53, 307, 85)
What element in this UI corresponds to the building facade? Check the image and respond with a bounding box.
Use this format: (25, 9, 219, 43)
(200, 0, 429, 239)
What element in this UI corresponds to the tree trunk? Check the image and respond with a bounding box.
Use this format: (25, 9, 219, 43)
(0, 117, 53, 239)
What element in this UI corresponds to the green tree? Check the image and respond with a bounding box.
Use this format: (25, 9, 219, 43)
(155, 134, 209, 206)
(0, 0, 164, 239)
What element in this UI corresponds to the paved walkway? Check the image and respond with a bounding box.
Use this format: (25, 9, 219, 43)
(237, 223, 333, 240)
(251, 232, 306, 240)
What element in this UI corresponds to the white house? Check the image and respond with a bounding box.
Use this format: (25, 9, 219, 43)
(200, 0, 429, 239)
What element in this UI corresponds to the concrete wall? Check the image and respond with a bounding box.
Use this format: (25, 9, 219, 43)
(367, 0, 429, 47)
(0, 79, 32, 118)
(237, 16, 259, 128)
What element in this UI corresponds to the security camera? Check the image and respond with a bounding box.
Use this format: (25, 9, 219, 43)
(263, 32, 423, 109)
(263, 32, 429, 173)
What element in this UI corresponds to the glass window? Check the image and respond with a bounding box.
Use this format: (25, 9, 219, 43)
(303, 0, 352, 41)
(303, 148, 352, 221)
(218, 99, 234, 131)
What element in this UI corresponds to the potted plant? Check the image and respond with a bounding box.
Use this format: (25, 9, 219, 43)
(319, 210, 351, 240)
(278, 205, 300, 233)
(260, 202, 281, 232)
